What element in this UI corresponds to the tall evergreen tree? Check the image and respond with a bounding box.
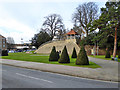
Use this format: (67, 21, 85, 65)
(31, 31, 52, 49)
(91, 1, 120, 59)
(59, 46, 70, 63)
(71, 47, 77, 58)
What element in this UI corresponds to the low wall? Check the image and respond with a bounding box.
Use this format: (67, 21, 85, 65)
(84, 45, 119, 55)
(85, 45, 107, 55)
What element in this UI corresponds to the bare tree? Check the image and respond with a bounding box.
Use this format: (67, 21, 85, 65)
(73, 26, 85, 40)
(42, 14, 64, 37)
(72, 2, 98, 36)
(7, 37, 15, 44)
(6, 37, 15, 50)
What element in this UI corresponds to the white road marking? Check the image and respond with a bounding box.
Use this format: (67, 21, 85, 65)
(16, 73, 53, 83)
(13, 67, 117, 84)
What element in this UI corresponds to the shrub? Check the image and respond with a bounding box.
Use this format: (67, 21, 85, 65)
(76, 45, 89, 65)
(71, 47, 77, 58)
(59, 46, 70, 63)
(118, 51, 120, 59)
(56, 51, 60, 59)
(49, 46, 59, 61)
(105, 49, 111, 58)
(2, 50, 8, 56)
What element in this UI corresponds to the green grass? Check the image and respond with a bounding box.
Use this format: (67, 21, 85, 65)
(2, 53, 101, 68)
(89, 55, 120, 62)
(29, 50, 35, 54)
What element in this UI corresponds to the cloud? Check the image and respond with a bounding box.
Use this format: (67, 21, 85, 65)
(0, 5, 36, 44)
(0, 0, 108, 3)
(0, 0, 107, 44)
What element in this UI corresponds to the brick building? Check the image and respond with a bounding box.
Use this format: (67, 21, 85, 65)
(0, 34, 7, 51)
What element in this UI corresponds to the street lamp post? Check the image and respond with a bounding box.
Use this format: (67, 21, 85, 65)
(94, 28, 99, 56)
(97, 41, 99, 56)
(94, 31, 96, 56)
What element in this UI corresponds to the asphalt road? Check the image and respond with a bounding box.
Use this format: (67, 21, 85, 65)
(2, 65, 118, 88)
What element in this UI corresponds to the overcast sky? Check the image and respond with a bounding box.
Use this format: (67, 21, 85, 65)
(0, 0, 107, 44)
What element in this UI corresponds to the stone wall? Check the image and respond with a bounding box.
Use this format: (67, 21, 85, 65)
(35, 40, 119, 56)
(35, 40, 80, 55)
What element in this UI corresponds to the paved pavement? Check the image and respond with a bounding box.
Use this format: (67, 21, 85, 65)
(2, 65, 118, 88)
(1, 57, 119, 82)
(89, 57, 119, 81)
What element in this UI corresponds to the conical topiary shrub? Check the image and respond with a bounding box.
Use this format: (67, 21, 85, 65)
(58, 46, 70, 63)
(76, 45, 89, 65)
(49, 46, 59, 61)
(56, 51, 60, 60)
(105, 48, 111, 58)
(71, 47, 77, 58)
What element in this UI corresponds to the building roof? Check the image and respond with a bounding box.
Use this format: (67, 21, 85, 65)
(0, 34, 6, 38)
(66, 29, 78, 35)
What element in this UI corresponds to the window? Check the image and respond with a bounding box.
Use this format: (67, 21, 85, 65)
(3, 41, 5, 44)
(3, 45, 5, 48)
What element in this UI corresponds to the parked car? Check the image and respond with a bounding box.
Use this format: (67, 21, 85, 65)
(8, 50, 15, 53)
(17, 50, 23, 52)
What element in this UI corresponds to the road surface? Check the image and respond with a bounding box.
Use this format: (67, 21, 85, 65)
(2, 65, 118, 88)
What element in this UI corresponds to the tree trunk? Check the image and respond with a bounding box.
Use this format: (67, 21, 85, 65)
(113, 27, 117, 58)
(86, 30, 88, 37)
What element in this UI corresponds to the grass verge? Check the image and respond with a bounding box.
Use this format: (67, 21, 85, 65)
(2, 53, 101, 68)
